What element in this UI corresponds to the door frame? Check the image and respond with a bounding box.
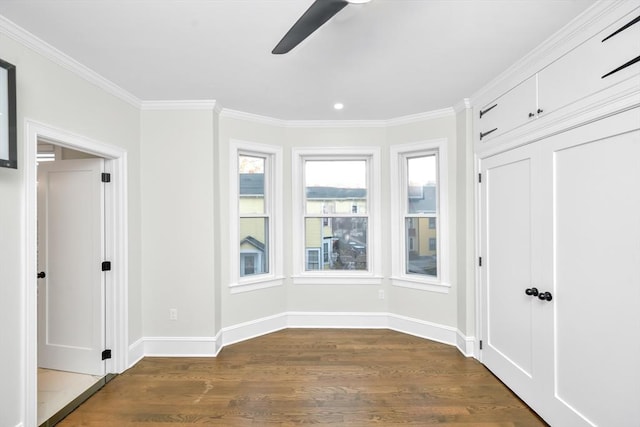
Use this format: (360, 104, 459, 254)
(23, 119, 129, 427)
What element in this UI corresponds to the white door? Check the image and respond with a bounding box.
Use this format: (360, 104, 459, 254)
(539, 109, 640, 426)
(37, 158, 106, 376)
(480, 142, 545, 408)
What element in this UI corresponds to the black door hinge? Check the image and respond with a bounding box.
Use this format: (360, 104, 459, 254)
(479, 103, 498, 119)
(479, 257, 482, 267)
(480, 340, 483, 350)
(102, 349, 112, 360)
(102, 261, 111, 271)
(478, 173, 482, 183)
(101, 173, 111, 183)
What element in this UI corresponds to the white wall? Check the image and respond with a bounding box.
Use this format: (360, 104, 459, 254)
(140, 108, 216, 338)
(0, 32, 141, 427)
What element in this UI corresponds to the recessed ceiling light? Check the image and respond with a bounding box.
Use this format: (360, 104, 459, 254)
(334, 103, 344, 110)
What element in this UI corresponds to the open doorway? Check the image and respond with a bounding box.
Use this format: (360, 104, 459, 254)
(36, 143, 108, 425)
(23, 120, 129, 427)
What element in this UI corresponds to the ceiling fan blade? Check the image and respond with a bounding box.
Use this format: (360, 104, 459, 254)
(272, 0, 349, 54)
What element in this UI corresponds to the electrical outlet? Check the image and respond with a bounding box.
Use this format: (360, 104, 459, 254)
(169, 308, 178, 321)
(378, 290, 385, 300)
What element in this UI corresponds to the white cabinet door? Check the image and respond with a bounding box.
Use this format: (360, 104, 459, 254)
(538, 8, 640, 116)
(538, 108, 640, 427)
(477, 75, 537, 143)
(480, 143, 545, 408)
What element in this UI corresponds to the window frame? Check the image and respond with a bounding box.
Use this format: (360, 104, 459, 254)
(229, 140, 283, 293)
(292, 147, 382, 285)
(390, 139, 450, 293)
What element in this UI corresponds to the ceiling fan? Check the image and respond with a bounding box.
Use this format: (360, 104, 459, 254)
(272, 0, 372, 55)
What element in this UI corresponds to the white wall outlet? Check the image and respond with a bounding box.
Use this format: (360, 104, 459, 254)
(169, 308, 178, 320)
(378, 290, 385, 300)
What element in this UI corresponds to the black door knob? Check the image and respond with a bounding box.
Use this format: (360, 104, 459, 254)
(528, 112, 535, 118)
(525, 287, 539, 296)
(538, 291, 552, 301)
(537, 108, 544, 114)
(37, 271, 46, 279)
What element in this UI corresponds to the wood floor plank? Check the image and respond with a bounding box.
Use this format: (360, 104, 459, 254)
(58, 329, 547, 426)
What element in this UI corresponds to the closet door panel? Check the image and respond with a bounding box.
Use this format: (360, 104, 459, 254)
(480, 144, 543, 405)
(549, 113, 640, 426)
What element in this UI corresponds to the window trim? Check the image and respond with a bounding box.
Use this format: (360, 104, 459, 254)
(390, 139, 450, 293)
(292, 147, 382, 285)
(229, 140, 283, 292)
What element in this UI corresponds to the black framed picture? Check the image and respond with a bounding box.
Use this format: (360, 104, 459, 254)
(0, 58, 17, 169)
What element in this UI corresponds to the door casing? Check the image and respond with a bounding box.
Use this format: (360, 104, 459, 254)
(23, 119, 129, 427)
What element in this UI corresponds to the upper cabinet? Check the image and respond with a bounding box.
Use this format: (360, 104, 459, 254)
(477, 75, 537, 142)
(475, 2, 640, 147)
(539, 9, 640, 116)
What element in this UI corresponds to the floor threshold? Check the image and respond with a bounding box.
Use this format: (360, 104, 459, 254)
(39, 373, 116, 427)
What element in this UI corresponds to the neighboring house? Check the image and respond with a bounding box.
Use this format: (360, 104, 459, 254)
(239, 173, 369, 272)
(239, 173, 268, 276)
(305, 186, 367, 271)
(406, 185, 437, 275)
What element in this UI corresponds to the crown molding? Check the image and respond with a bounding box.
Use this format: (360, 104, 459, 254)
(0, 14, 141, 109)
(141, 100, 219, 111)
(470, 0, 635, 106)
(220, 108, 387, 128)
(220, 108, 288, 126)
(220, 106, 455, 128)
(385, 108, 455, 126)
(453, 98, 471, 113)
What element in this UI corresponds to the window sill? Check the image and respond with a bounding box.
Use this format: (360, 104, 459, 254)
(293, 275, 383, 286)
(229, 276, 285, 294)
(391, 276, 451, 294)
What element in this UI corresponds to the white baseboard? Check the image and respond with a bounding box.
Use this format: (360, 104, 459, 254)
(128, 337, 145, 368)
(456, 330, 476, 357)
(128, 312, 475, 365)
(388, 313, 458, 346)
(219, 312, 287, 348)
(287, 311, 389, 329)
(142, 336, 217, 357)
(214, 329, 224, 356)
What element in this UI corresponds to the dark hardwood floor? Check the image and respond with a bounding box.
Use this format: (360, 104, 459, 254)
(59, 329, 546, 426)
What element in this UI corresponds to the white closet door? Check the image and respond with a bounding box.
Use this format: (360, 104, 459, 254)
(540, 108, 640, 427)
(480, 143, 545, 408)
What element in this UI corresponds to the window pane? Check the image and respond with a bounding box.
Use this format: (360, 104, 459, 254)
(305, 160, 367, 214)
(240, 217, 269, 276)
(306, 249, 321, 270)
(305, 217, 367, 271)
(405, 217, 437, 277)
(407, 155, 437, 214)
(239, 155, 265, 215)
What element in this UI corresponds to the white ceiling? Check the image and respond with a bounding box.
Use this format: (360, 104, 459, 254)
(0, 0, 596, 120)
